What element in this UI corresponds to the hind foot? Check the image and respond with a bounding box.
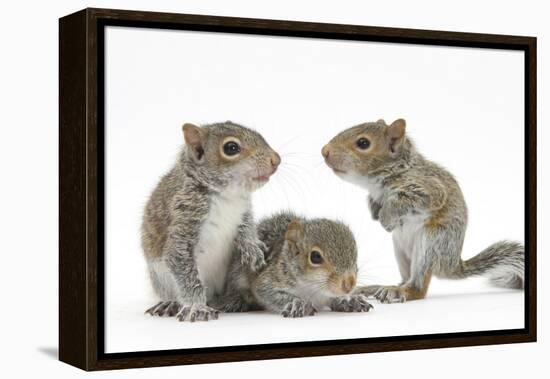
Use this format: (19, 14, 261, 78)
(374, 286, 407, 303)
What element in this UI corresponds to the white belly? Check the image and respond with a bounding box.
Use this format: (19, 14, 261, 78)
(392, 213, 428, 259)
(195, 187, 249, 299)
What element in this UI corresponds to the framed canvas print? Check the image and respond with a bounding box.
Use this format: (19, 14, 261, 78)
(59, 8, 537, 371)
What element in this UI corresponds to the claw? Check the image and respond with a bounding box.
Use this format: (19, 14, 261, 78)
(280, 299, 315, 318)
(373, 286, 407, 304)
(241, 245, 267, 272)
(145, 302, 163, 316)
(330, 294, 373, 312)
(145, 301, 180, 317)
(176, 304, 220, 322)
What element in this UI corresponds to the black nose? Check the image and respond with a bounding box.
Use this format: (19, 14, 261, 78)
(322, 145, 330, 158)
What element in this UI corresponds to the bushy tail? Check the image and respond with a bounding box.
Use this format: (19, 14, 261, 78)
(458, 241, 524, 289)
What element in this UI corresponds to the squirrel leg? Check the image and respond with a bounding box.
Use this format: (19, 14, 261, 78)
(234, 211, 267, 272)
(374, 275, 432, 303)
(368, 196, 382, 220)
(254, 279, 316, 317)
(378, 188, 435, 233)
(375, 231, 433, 303)
(145, 260, 182, 316)
(392, 235, 412, 284)
(353, 222, 412, 300)
(329, 294, 373, 312)
(164, 240, 220, 322)
(378, 201, 405, 232)
(375, 258, 432, 304)
(280, 297, 316, 318)
(208, 293, 256, 313)
(266, 291, 316, 318)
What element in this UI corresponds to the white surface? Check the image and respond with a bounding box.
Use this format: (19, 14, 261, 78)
(108, 279, 523, 352)
(0, 0, 548, 378)
(105, 22, 524, 352)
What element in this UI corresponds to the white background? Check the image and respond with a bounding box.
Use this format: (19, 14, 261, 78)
(0, 0, 548, 378)
(105, 25, 525, 353)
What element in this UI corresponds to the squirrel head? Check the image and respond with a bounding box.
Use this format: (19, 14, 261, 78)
(321, 118, 409, 181)
(284, 218, 358, 296)
(181, 121, 280, 191)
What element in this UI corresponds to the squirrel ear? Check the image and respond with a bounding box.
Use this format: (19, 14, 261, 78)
(386, 119, 406, 155)
(377, 118, 386, 125)
(182, 123, 206, 160)
(285, 219, 304, 244)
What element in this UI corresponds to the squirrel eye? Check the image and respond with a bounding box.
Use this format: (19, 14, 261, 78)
(356, 137, 371, 150)
(310, 250, 324, 265)
(223, 141, 241, 156)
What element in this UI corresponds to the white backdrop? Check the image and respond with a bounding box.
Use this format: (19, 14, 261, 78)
(105, 26, 525, 353)
(1, 1, 548, 378)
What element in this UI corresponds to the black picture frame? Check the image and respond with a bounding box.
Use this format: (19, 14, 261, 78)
(59, 7, 537, 371)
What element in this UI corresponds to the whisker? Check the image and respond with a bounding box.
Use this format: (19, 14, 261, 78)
(279, 152, 320, 160)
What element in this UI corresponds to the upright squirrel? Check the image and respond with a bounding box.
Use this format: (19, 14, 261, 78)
(210, 211, 373, 317)
(142, 121, 280, 321)
(322, 118, 524, 303)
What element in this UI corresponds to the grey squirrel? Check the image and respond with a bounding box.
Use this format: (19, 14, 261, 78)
(322, 118, 524, 303)
(141, 121, 280, 321)
(210, 211, 373, 317)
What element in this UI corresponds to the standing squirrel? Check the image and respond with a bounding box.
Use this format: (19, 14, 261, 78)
(210, 211, 373, 317)
(322, 118, 524, 303)
(142, 121, 280, 321)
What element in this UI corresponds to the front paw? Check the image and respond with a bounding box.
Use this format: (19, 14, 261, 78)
(240, 241, 267, 272)
(368, 198, 382, 220)
(379, 206, 399, 232)
(281, 299, 316, 318)
(374, 286, 406, 304)
(176, 304, 220, 322)
(330, 295, 373, 312)
(353, 285, 382, 298)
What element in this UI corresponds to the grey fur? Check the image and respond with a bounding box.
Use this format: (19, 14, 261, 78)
(141, 121, 280, 321)
(323, 119, 524, 303)
(460, 240, 524, 288)
(210, 211, 374, 317)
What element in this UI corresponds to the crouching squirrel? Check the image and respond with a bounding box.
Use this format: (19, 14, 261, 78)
(142, 121, 280, 321)
(322, 118, 524, 303)
(210, 211, 373, 317)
